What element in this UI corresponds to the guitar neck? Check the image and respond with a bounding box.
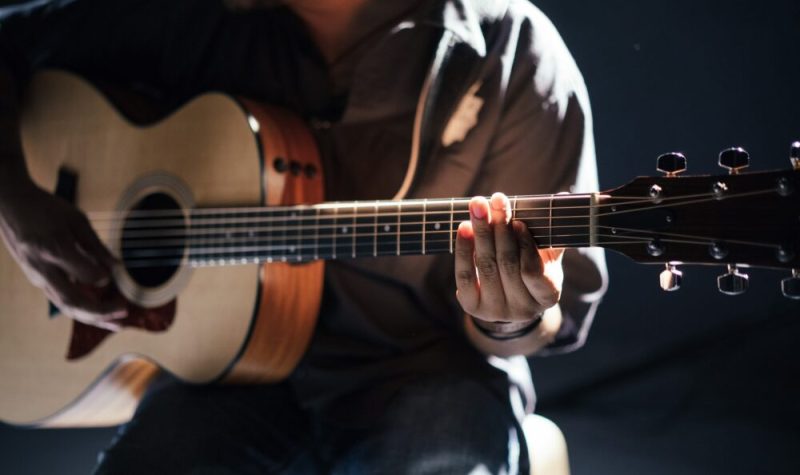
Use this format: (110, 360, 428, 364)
(178, 194, 597, 266)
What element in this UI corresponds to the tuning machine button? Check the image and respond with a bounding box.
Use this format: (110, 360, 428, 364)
(718, 147, 750, 174)
(659, 264, 682, 292)
(717, 264, 749, 295)
(781, 270, 800, 300)
(657, 153, 687, 177)
(791, 142, 800, 170)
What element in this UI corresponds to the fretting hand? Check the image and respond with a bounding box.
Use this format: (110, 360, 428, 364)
(454, 192, 564, 350)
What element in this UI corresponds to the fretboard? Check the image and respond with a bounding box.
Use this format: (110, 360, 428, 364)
(181, 194, 595, 267)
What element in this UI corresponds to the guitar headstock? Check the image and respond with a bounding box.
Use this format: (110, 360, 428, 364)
(597, 143, 800, 298)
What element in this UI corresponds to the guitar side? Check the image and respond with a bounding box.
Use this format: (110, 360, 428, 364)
(0, 71, 323, 427)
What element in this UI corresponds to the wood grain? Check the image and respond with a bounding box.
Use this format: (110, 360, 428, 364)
(224, 101, 325, 383)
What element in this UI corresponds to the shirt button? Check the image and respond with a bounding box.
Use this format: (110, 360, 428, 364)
(310, 118, 332, 130)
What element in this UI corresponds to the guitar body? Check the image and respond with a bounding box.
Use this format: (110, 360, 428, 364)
(0, 71, 324, 427)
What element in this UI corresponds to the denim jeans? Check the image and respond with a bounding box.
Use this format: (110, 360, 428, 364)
(94, 374, 529, 474)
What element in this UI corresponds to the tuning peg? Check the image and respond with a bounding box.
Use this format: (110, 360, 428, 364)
(657, 152, 687, 177)
(791, 142, 800, 170)
(781, 269, 800, 300)
(717, 264, 749, 295)
(718, 147, 750, 174)
(659, 264, 682, 291)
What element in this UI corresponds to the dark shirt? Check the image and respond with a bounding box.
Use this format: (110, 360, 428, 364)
(0, 0, 607, 422)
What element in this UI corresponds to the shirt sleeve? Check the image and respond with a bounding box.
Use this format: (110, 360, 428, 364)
(475, 2, 608, 354)
(0, 0, 167, 85)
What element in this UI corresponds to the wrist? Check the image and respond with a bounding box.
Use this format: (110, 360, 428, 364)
(469, 314, 543, 341)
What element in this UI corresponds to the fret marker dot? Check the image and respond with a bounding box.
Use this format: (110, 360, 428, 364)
(384, 225, 391, 232)
(289, 245, 296, 253)
(434, 222, 441, 230)
(342, 226, 348, 234)
(291, 212, 298, 218)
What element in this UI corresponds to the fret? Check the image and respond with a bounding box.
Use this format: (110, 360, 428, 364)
(514, 195, 592, 248)
(314, 206, 320, 260)
(589, 193, 599, 247)
(512, 196, 518, 221)
(264, 208, 286, 262)
(422, 199, 427, 255)
(395, 202, 401, 256)
(285, 208, 301, 261)
(373, 201, 378, 257)
(297, 207, 316, 262)
(334, 205, 354, 259)
(244, 209, 259, 264)
(548, 194, 554, 249)
(355, 204, 374, 258)
(317, 206, 336, 260)
(449, 198, 454, 254)
(424, 201, 453, 254)
(550, 195, 592, 248)
(376, 203, 398, 256)
(514, 197, 551, 247)
(189, 210, 208, 264)
(399, 201, 424, 255)
(333, 206, 338, 259)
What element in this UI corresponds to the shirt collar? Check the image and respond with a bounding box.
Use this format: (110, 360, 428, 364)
(408, 0, 508, 58)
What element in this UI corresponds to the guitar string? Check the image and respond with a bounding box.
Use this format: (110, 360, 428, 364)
(97, 214, 586, 235)
(101, 189, 781, 249)
(118, 234, 718, 268)
(595, 225, 780, 250)
(84, 192, 709, 221)
(115, 220, 590, 242)
(121, 230, 613, 259)
(87, 190, 774, 232)
(114, 224, 589, 249)
(87, 190, 736, 228)
(114, 223, 780, 254)
(84, 189, 736, 228)
(118, 230, 767, 263)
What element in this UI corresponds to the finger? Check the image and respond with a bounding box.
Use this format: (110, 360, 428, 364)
(41, 265, 127, 326)
(72, 214, 117, 271)
(514, 220, 560, 309)
(469, 196, 504, 317)
(454, 221, 479, 314)
(490, 193, 539, 320)
(46, 233, 110, 285)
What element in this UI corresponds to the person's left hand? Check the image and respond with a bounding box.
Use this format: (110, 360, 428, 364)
(454, 192, 564, 328)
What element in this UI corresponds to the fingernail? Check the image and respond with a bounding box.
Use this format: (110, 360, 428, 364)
(457, 221, 473, 238)
(491, 193, 506, 211)
(470, 201, 486, 219)
(110, 310, 128, 320)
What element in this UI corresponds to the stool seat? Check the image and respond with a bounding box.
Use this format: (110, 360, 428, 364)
(523, 414, 570, 475)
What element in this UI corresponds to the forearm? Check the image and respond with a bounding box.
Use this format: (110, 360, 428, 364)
(464, 304, 563, 358)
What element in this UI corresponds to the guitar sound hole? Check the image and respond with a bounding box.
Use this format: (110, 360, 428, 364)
(121, 192, 185, 288)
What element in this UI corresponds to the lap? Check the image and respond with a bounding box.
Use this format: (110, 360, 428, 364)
(94, 374, 527, 475)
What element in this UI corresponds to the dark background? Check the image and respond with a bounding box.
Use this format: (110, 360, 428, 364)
(2, 0, 799, 473)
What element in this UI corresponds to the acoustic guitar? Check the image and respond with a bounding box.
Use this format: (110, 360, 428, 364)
(1, 71, 798, 428)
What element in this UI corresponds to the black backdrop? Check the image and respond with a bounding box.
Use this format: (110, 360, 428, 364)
(1, 1, 799, 473)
